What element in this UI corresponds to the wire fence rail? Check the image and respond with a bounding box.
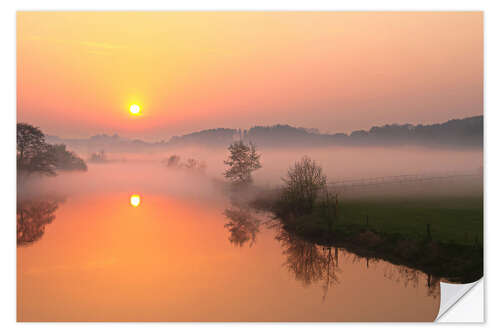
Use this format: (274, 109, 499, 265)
(327, 172, 481, 193)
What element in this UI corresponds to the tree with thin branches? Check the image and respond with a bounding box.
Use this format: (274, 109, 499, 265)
(281, 156, 327, 215)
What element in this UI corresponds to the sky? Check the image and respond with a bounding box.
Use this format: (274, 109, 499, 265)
(17, 12, 483, 141)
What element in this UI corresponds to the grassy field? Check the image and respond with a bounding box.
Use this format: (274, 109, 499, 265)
(252, 185, 483, 282)
(253, 180, 483, 246)
(336, 195, 483, 246)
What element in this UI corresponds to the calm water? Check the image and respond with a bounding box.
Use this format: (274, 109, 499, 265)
(17, 163, 441, 321)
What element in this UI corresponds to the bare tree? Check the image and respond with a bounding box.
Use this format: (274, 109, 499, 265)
(281, 156, 327, 215)
(223, 141, 262, 185)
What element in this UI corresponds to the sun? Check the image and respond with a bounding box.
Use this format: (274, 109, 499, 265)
(130, 194, 141, 207)
(129, 104, 141, 115)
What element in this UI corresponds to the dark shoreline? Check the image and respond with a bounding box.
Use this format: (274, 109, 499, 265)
(251, 192, 483, 284)
(278, 221, 483, 284)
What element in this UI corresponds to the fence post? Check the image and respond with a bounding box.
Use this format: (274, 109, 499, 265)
(426, 224, 432, 241)
(335, 194, 338, 221)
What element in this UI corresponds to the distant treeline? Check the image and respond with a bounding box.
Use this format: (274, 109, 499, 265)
(227, 115, 482, 148)
(46, 115, 483, 152)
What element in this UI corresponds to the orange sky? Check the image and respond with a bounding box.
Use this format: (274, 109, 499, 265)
(17, 12, 483, 140)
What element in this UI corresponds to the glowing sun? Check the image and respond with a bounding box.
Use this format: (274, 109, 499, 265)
(130, 194, 141, 207)
(129, 104, 141, 115)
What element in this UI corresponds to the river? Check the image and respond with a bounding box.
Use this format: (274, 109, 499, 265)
(17, 163, 441, 321)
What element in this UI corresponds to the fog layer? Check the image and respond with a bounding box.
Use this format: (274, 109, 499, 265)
(19, 146, 482, 201)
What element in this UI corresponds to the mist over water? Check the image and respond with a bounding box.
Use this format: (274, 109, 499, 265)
(20, 145, 483, 199)
(16, 11, 483, 321)
(17, 144, 482, 321)
(19, 162, 222, 202)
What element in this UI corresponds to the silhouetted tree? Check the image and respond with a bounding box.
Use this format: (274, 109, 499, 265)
(88, 150, 108, 163)
(162, 154, 180, 168)
(49, 144, 87, 171)
(185, 158, 197, 169)
(17, 123, 87, 176)
(162, 155, 207, 173)
(223, 141, 261, 186)
(281, 156, 327, 215)
(17, 123, 56, 176)
(183, 158, 207, 172)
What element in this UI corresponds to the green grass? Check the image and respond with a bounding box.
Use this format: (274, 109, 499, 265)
(337, 196, 483, 246)
(252, 190, 483, 282)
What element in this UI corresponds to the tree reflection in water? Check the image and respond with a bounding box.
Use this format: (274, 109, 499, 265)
(225, 201, 441, 300)
(426, 274, 441, 298)
(275, 226, 340, 300)
(382, 265, 440, 298)
(17, 199, 61, 246)
(223, 203, 261, 247)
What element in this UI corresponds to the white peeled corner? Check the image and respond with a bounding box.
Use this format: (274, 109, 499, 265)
(435, 278, 484, 322)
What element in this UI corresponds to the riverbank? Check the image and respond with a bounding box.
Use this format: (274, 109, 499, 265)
(251, 192, 483, 283)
